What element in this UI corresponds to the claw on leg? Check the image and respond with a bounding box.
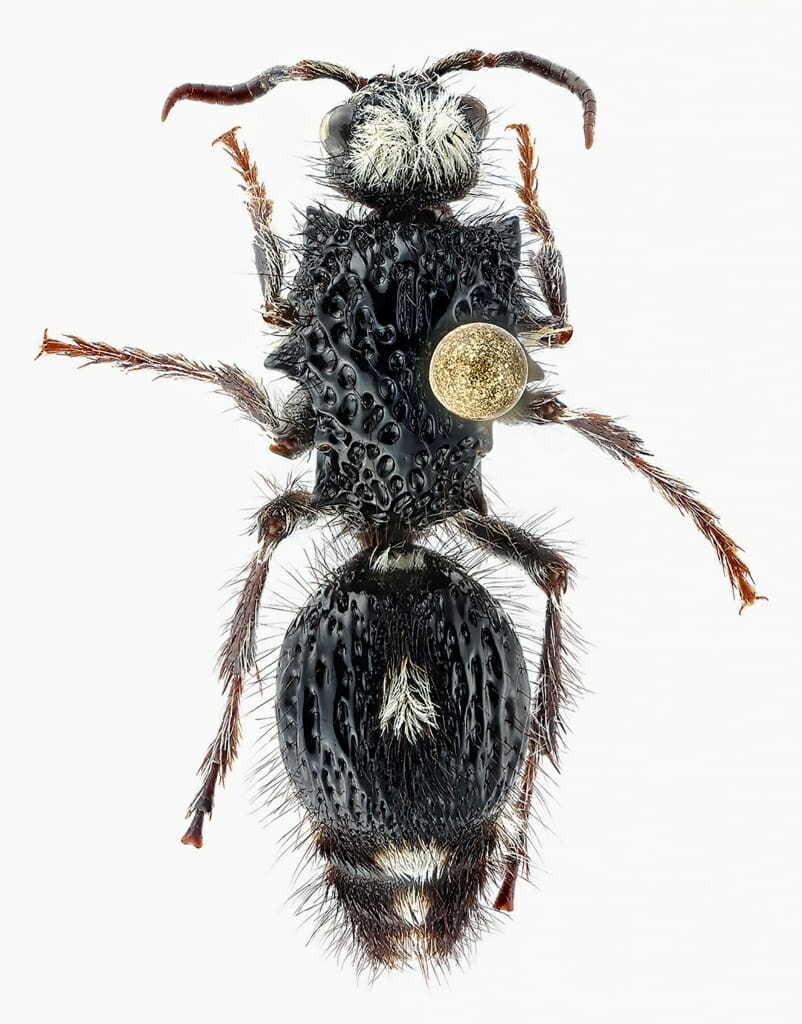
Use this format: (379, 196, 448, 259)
(493, 870, 519, 913)
(181, 768, 218, 849)
(181, 815, 206, 849)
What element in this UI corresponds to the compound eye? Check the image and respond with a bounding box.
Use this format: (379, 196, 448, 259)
(457, 95, 489, 138)
(429, 323, 528, 421)
(320, 103, 354, 157)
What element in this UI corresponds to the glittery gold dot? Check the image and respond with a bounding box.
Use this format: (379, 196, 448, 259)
(429, 323, 528, 421)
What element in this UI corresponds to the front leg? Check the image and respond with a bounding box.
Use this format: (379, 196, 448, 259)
(213, 127, 296, 329)
(508, 123, 573, 348)
(37, 331, 313, 457)
(182, 489, 320, 847)
(521, 388, 763, 610)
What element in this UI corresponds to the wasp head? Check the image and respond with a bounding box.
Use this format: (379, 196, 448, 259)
(319, 74, 489, 212)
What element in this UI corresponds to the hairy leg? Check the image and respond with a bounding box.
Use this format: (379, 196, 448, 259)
(507, 123, 573, 348)
(520, 388, 762, 610)
(455, 510, 574, 910)
(37, 330, 312, 456)
(182, 489, 320, 847)
(213, 127, 296, 328)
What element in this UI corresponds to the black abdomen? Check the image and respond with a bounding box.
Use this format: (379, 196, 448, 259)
(276, 545, 530, 846)
(269, 207, 522, 529)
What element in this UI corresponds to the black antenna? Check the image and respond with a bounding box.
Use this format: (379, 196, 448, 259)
(162, 59, 366, 121)
(429, 49, 597, 148)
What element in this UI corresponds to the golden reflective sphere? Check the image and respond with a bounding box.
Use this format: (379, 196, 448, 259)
(429, 323, 528, 421)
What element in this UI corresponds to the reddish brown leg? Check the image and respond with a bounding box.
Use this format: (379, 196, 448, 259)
(507, 123, 573, 347)
(455, 511, 573, 910)
(213, 127, 295, 327)
(37, 330, 311, 456)
(523, 390, 763, 611)
(494, 591, 567, 912)
(182, 489, 319, 848)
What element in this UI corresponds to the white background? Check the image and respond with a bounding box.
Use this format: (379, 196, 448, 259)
(3, 1, 800, 1020)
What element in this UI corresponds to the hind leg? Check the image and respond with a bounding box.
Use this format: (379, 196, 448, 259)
(454, 511, 574, 909)
(182, 488, 320, 847)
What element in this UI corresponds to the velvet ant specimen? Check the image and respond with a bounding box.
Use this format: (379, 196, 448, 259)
(39, 49, 761, 973)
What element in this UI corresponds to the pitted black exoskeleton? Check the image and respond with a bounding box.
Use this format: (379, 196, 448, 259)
(40, 49, 761, 973)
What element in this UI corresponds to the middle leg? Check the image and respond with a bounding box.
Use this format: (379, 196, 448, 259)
(38, 330, 313, 457)
(518, 387, 762, 610)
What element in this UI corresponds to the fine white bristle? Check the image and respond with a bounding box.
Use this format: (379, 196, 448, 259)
(379, 656, 438, 741)
(369, 546, 426, 573)
(375, 840, 450, 882)
(393, 890, 431, 929)
(349, 88, 477, 194)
